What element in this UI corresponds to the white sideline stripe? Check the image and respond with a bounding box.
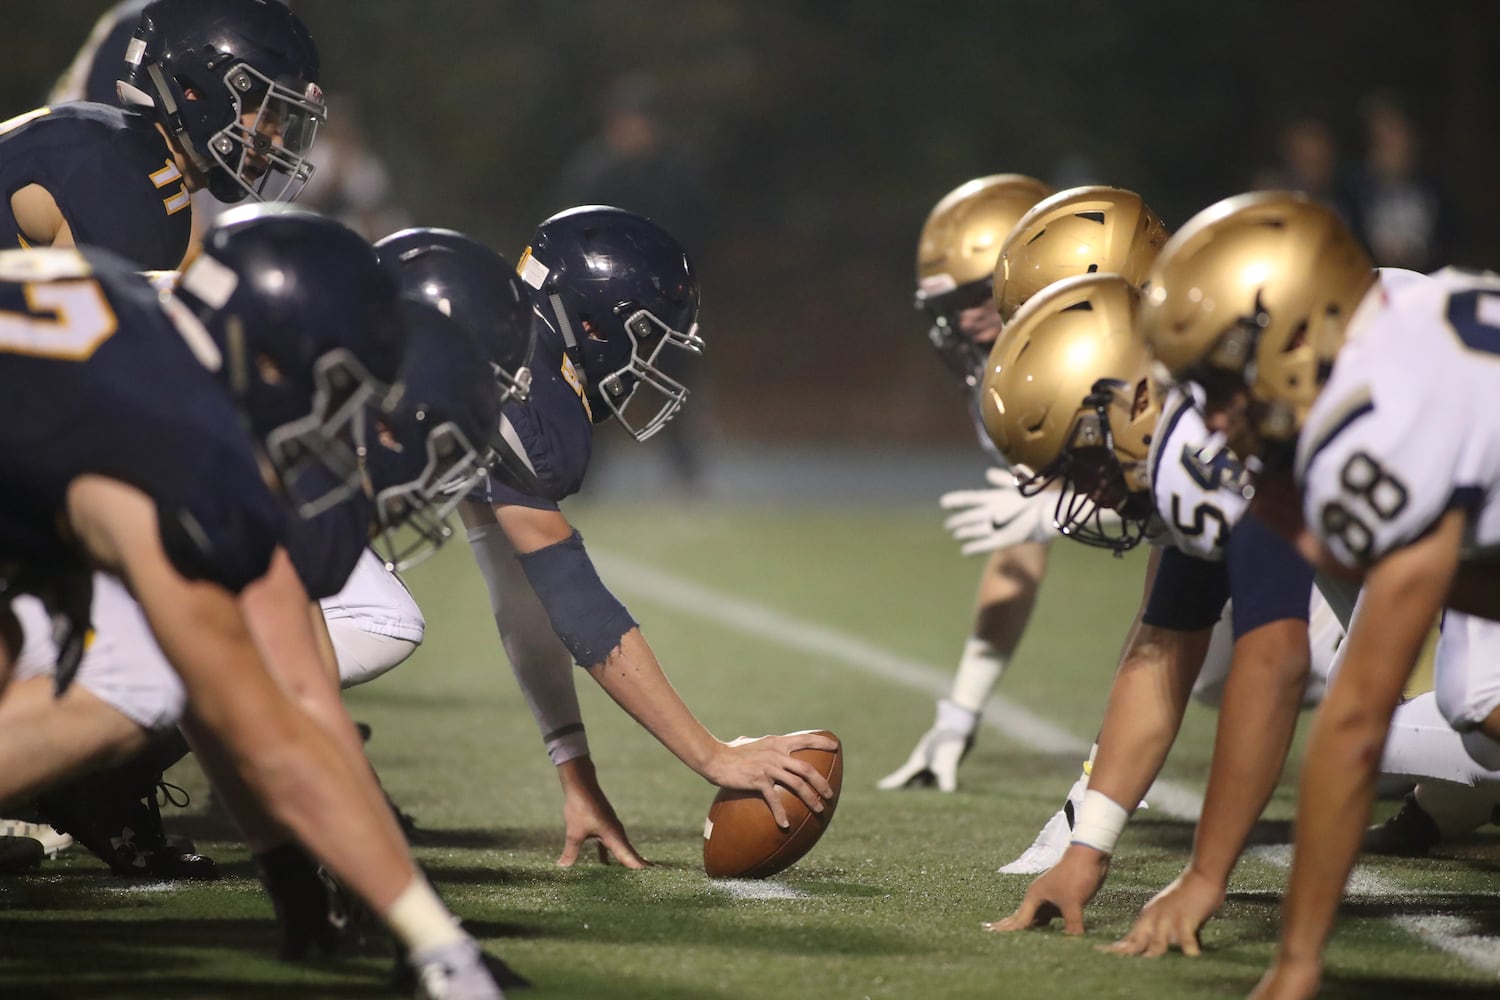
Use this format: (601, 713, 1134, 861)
(713, 879, 810, 901)
(595, 549, 1500, 975)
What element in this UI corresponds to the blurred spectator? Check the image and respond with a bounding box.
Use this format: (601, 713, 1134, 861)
(554, 72, 710, 496)
(1340, 93, 1452, 272)
(1049, 153, 1104, 191)
(300, 93, 409, 241)
(1253, 116, 1340, 202)
(553, 72, 708, 246)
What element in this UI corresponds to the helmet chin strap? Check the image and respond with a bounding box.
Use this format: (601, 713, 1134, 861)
(547, 290, 588, 389)
(143, 63, 215, 176)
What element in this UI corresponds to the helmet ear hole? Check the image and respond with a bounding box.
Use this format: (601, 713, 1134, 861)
(1131, 378, 1151, 419)
(1284, 319, 1310, 352)
(254, 352, 283, 386)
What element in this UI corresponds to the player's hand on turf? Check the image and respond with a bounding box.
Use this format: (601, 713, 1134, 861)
(940, 467, 1058, 556)
(1249, 957, 1322, 1000)
(982, 844, 1110, 935)
(556, 755, 648, 869)
(875, 704, 974, 792)
(1103, 867, 1224, 957)
(711, 732, 838, 829)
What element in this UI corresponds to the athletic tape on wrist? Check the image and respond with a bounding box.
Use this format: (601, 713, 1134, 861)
(1070, 789, 1129, 855)
(518, 530, 637, 667)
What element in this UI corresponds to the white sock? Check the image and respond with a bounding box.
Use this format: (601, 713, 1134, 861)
(949, 637, 1006, 713)
(385, 878, 466, 954)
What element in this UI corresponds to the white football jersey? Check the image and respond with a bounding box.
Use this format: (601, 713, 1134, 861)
(1147, 384, 1253, 561)
(1297, 267, 1500, 569)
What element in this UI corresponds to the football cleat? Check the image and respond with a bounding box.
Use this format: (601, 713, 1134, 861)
(37, 776, 218, 880)
(256, 842, 343, 960)
(1362, 792, 1442, 857)
(0, 818, 74, 857)
(404, 938, 516, 1000)
(0, 834, 45, 874)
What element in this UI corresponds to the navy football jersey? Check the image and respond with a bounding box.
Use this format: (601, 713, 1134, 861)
(0, 248, 284, 595)
(0, 103, 192, 270)
(471, 316, 595, 510)
(282, 487, 373, 600)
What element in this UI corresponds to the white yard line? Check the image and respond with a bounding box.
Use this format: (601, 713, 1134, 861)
(712, 879, 811, 902)
(1245, 846, 1500, 976)
(595, 549, 1500, 976)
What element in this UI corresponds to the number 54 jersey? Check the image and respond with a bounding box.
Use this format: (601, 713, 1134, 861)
(1296, 268, 1500, 570)
(1147, 382, 1251, 561)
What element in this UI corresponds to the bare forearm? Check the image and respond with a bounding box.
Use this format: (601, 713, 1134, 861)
(1279, 511, 1462, 966)
(971, 542, 1047, 659)
(1190, 622, 1307, 883)
(1278, 688, 1391, 963)
(1089, 625, 1206, 811)
(586, 628, 720, 778)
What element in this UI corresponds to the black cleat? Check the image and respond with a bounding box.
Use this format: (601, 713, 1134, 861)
(1362, 792, 1442, 857)
(0, 835, 45, 874)
(257, 843, 344, 960)
(37, 774, 218, 880)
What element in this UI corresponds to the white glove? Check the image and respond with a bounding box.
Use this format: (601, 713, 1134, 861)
(939, 467, 1060, 556)
(876, 700, 978, 792)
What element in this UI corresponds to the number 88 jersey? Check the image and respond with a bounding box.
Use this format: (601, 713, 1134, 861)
(1297, 268, 1500, 569)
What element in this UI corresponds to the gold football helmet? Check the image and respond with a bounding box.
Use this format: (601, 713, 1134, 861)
(981, 273, 1158, 552)
(1140, 191, 1375, 448)
(994, 186, 1169, 324)
(915, 174, 1053, 384)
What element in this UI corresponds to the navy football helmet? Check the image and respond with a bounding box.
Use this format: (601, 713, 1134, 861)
(173, 204, 405, 516)
(373, 228, 536, 409)
(519, 206, 702, 441)
(363, 299, 499, 571)
(118, 0, 324, 203)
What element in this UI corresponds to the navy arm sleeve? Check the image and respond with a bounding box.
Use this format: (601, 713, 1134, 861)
(1141, 545, 1230, 633)
(1225, 510, 1314, 639)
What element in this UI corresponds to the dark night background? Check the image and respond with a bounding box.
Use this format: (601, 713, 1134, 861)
(6, 1, 1498, 450)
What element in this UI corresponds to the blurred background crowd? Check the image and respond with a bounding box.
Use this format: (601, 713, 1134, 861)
(5, 1, 1498, 483)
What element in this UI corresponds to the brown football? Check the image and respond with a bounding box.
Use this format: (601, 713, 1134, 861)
(703, 730, 843, 879)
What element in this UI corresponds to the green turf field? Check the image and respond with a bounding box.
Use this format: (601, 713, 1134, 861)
(3, 502, 1498, 999)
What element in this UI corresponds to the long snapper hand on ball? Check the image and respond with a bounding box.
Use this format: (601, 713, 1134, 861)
(709, 731, 838, 828)
(705, 731, 843, 879)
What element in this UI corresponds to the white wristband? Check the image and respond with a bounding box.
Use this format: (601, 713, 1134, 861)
(1071, 789, 1129, 855)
